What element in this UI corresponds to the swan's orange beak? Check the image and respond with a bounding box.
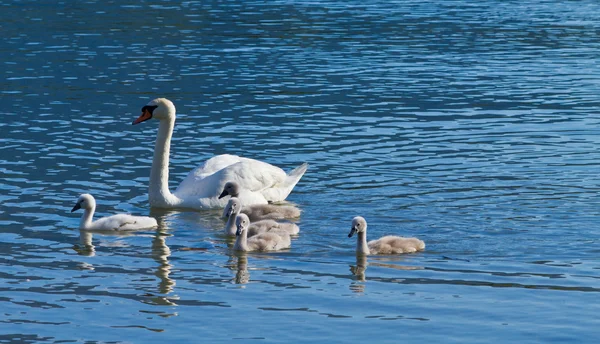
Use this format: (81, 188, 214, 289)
(132, 109, 152, 125)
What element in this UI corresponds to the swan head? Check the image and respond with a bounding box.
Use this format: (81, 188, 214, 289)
(235, 213, 250, 236)
(71, 193, 96, 212)
(223, 197, 242, 218)
(132, 98, 176, 125)
(348, 216, 367, 238)
(219, 181, 240, 199)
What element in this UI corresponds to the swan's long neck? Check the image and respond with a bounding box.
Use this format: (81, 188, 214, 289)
(149, 117, 181, 207)
(234, 230, 249, 251)
(356, 231, 370, 255)
(79, 208, 95, 230)
(225, 208, 241, 236)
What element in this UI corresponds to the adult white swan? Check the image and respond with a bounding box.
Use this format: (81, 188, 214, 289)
(131, 98, 308, 209)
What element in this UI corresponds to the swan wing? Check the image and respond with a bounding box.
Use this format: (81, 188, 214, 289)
(174, 155, 287, 200)
(181, 154, 243, 180)
(221, 158, 287, 193)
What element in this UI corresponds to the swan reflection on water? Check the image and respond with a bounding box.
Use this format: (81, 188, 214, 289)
(71, 213, 179, 307)
(223, 236, 250, 285)
(148, 212, 178, 306)
(75, 230, 96, 257)
(151, 231, 176, 295)
(73, 229, 137, 257)
(349, 255, 368, 293)
(349, 255, 424, 293)
(350, 255, 368, 282)
(231, 253, 250, 285)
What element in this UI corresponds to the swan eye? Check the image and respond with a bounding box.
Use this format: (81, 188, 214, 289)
(141, 105, 158, 113)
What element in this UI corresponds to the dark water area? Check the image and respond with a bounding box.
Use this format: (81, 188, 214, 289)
(1, 1, 600, 343)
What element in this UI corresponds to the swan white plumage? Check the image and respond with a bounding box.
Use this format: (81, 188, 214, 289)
(234, 214, 291, 252)
(71, 194, 158, 231)
(223, 197, 300, 237)
(132, 98, 308, 209)
(219, 181, 269, 206)
(348, 216, 425, 255)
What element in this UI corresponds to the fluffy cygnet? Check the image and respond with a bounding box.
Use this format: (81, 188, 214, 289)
(223, 198, 300, 236)
(71, 194, 157, 231)
(220, 188, 300, 222)
(348, 216, 425, 255)
(245, 204, 300, 222)
(234, 214, 291, 252)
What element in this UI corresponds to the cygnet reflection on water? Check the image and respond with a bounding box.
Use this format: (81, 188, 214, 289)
(350, 254, 368, 282)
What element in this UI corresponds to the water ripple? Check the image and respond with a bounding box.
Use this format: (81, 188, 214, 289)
(1, 0, 600, 342)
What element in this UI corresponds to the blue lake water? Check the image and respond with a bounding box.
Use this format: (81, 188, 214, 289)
(2, 0, 600, 342)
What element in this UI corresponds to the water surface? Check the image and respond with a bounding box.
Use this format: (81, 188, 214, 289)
(1, 0, 600, 343)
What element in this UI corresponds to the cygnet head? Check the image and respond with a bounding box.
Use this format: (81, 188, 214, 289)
(348, 216, 367, 238)
(71, 194, 96, 212)
(235, 213, 250, 236)
(219, 181, 240, 199)
(132, 98, 176, 125)
(223, 197, 242, 218)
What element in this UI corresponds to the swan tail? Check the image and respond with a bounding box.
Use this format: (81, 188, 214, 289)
(287, 162, 308, 182)
(282, 162, 308, 191)
(261, 162, 308, 202)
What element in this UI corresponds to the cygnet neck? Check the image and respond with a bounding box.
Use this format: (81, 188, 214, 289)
(225, 207, 242, 236)
(356, 231, 370, 255)
(79, 207, 95, 230)
(234, 229, 249, 251)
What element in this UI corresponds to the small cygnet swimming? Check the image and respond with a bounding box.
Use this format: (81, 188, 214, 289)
(223, 198, 299, 237)
(348, 216, 425, 255)
(234, 214, 291, 252)
(220, 189, 301, 221)
(71, 194, 158, 231)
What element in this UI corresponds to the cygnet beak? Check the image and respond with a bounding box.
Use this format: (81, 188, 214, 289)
(71, 202, 81, 213)
(236, 224, 244, 236)
(348, 227, 357, 238)
(218, 189, 229, 199)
